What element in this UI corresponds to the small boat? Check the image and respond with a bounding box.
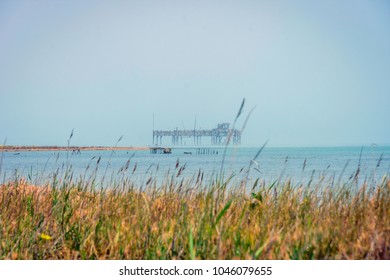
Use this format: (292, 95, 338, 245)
(150, 147, 172, 154)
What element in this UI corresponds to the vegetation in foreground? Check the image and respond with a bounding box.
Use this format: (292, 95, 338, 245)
(0, 172, 389, 260)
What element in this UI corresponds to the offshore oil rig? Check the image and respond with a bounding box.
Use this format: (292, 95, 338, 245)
(153, 123, 241, 146)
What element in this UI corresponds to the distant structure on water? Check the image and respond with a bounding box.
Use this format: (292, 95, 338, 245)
(153, 123, 241, 146)
(150, 147, 172, 154)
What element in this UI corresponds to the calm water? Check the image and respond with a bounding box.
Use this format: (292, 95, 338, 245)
(1, 146, 389, 187)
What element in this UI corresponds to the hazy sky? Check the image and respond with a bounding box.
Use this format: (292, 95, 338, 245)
(1, 0, 389, 147)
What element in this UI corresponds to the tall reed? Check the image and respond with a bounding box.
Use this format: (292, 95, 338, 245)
(0, 168, 388, 260)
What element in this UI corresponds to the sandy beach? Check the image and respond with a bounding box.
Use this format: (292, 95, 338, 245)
(0, 145, 150, 152)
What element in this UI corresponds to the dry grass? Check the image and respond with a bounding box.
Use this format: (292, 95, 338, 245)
(0, 172, 389, 260)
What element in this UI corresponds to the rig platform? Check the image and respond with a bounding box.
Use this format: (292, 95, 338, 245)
(153, 123, 241, 146)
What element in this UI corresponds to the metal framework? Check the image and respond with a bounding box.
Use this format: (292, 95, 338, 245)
(153, 123, 241, 146)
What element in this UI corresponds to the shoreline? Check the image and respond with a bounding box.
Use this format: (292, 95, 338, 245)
(0, 145, 150, 152)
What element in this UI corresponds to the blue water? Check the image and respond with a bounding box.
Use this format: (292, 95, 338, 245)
(1, 146, 389, 187)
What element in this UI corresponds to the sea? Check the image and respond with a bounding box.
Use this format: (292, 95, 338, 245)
(1, 146, 389, 188)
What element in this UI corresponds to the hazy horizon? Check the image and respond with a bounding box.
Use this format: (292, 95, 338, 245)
(1, 0, 389, 148)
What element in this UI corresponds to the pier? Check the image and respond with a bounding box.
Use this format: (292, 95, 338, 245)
(196, 148, 219, 155)
(153, 123, 241, 146)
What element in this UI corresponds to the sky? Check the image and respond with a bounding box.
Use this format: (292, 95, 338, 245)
(0, 0, 389, 147)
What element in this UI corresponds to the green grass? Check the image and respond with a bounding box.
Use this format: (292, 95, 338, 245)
(0, 169, 389, 260)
